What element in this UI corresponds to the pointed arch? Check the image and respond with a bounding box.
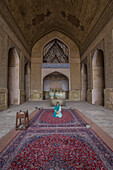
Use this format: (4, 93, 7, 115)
(92, 49, 105, 106)
(8, 48, 20, 106)
(81, 62, 88, 101)
(43, 71, 69, 100)
(24, 62, 31, 101)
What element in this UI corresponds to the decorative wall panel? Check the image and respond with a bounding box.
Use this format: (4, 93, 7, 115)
(0, 92, 5, 105)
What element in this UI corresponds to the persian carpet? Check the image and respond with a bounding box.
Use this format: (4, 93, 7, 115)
(0, 109, 113, 170)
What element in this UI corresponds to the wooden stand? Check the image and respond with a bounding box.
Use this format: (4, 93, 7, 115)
(15, 110, 29, 130)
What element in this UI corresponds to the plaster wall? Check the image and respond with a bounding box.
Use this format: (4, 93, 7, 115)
(81, 63, 87, 101)
(44, 79, 68, 91)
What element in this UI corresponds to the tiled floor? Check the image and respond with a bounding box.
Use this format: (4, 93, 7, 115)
(0, 100, 113, 139)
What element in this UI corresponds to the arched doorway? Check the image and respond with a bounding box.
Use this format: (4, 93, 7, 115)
(43, 72, 69, 100)
(8, 48, 20, 106)
(24, 62, 30, 101)
(92, 49, 105, 106)
(81, 63, 87, 101)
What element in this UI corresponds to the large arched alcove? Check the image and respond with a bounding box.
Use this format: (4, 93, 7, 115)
(81, 63, 88, 101)
(43, 72, 69, 100)
(8, 48, 20, 106)
(31, 31, 80, 101)
(24, 62, 30, 101)
(92, 49, 105, 106)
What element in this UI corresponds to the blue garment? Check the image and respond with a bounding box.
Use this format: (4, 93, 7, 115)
(53, 103, 62, 118)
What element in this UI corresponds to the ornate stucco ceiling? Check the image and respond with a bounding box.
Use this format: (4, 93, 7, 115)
(1, 0, 113, 55)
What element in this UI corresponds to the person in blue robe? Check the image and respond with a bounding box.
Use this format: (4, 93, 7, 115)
(53, 102, 62, 118)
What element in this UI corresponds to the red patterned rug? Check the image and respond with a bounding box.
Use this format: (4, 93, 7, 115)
(30, 109, 86, 128)
(41, 109, 74, 124)
(0, 109, 113, 170)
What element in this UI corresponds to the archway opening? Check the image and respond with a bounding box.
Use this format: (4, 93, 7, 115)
(8, 48, 20, 106)
(92, 49, 105, 106)
(81, 63, 88, 101)
(24, 62, 30, 101)
(43, 72, 69, 100)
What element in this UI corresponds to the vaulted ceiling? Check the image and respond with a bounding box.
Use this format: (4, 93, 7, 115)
(1, 0, 113, 55)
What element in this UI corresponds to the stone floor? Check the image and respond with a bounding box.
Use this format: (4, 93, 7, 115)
(0, 101, 113, 139)
(66, 101, 113, 138)
(0, 101, 50, 139)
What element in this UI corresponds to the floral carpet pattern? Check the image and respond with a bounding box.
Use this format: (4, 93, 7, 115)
(0, 109, 113, 170)
(30, 109, 86, 127)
